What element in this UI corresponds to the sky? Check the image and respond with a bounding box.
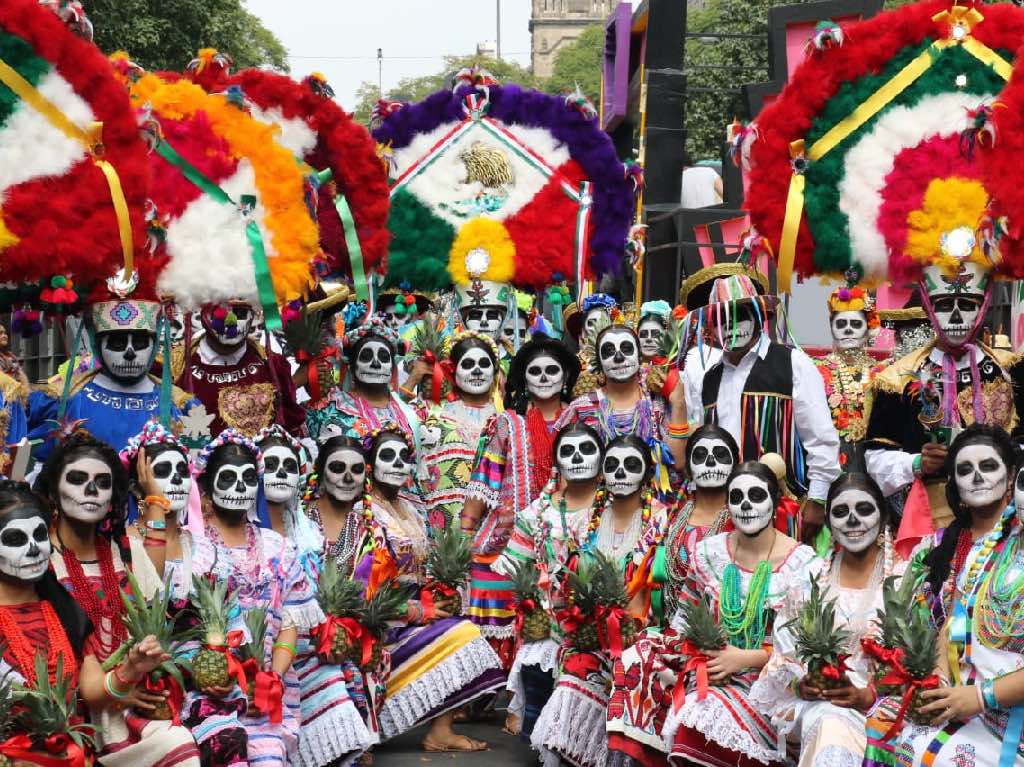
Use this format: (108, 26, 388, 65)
(246, 0, 534, 109)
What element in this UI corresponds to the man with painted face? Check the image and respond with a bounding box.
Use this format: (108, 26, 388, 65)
(813, 284, 882, 469)
(865, 250, 1024, 530)
(176, 299, 305, 441)
(681, 264, 840, 544)
(637, 300, 671, 363)
(455, 278, 511, 342)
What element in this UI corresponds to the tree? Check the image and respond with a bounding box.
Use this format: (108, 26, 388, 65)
(352, 54, 539, 127)
(88, 0, 288, 74)
(545, 24, 605, 104)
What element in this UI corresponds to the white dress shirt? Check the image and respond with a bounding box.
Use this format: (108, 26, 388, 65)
(684, 333, 840, 500)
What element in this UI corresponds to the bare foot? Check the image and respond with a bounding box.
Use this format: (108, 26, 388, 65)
(502, 711, 521, 737)
(421, 734, 488, 752)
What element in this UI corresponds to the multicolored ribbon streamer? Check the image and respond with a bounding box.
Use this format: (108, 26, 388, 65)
(574, 181, 594, 295)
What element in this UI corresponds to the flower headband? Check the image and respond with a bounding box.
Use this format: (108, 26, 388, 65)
(582, 293, 617, 314)
(195, 428, 263, 478)
(364, 422, 414, 455)
(256, 424, 310, 476)
(827, 286, 879, 329)
(342, 313, 401, 351)
(119, 420, 187, 469)
(442, 328, 500, 362)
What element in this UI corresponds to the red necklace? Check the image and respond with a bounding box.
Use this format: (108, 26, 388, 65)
(61, 536, 127, 654)
(526, 405, 560, 497)
(0, 601, 77, 686)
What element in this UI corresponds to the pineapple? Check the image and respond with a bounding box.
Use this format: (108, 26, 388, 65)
(284, 307, 333, 398)
(786, 579, 852, 692)
(872, 573, 920, 697)
(682, 595, 727, 652)
(239, 606, 269, 710)
(357, 580, 407, 671)
(118, 573, 192, 720)
(424, 526, 472, 616)
(565, 552, 636, 653)
(900, 609, 938, 726)
(511, 560, 550, 643)
(315, 557, 366, 663)
(409, 316, 444, 400)
(12, 654, 95, 761)
(191, 575, 237, 691)
(0, 666, 15, 767)
(646, 316, 683, 396)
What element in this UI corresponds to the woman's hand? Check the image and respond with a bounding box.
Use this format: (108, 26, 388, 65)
(797, 676, 823, 701)
(201, 684, 236, 699)
(136, 452, 164, 501)
(705, 645, 754, 683)
(405, 360, 432, 389)
(124, 636, 170, 680)
(918, 684, 983, 725)
(822, 683, 876, 711)
(122, 685, 168, 712)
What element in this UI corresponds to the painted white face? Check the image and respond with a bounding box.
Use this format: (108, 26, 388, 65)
(525, 353, 564, 401)
(261, 445, 301, 505)
(828, 487, 881, 553)
(1015, 466, 1024, 524)
(603, 444, 647, 497)
(954, 443, 1008, 509)
(0, 511, 51, 582)
(455, 346, 495, 396)
(726, 307, 757, 350)
(98, 331, 152, 383)
(727, 473, 774, 535)
(930, 293, 982, 347)
(638, 318, 664, 359)
(354, 339, 393, 387)
(167, 307, 186, 344)
(211, 457, 259, 515)
(584, 309, 610, 338)
(59, 456, 114, 522)
(689, 437, 734, 489)
(556, 433, 601, 482)
(830, 310, 868, 351)
(598, 328, 640, 383)
(380, 303, 408, 332)
(205, 304, 253, 347)
(149, 448, 191, 514)
(323, 447, 366, 503)
(502, 313, 529, 346)
(373, 436, 413, 489)
(462, 306, 505, 339)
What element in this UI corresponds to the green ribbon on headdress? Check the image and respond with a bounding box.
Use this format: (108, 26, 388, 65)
(318, 169, 369, 304)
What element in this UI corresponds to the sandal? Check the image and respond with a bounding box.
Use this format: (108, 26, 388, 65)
(422, 735, 488, 753)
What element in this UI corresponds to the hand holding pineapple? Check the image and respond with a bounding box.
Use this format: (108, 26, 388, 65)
(915, 683, 982, 725)
(706, 645, 767, 684)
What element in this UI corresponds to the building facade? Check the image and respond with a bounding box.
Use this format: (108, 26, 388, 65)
(530, 0, 614, 79)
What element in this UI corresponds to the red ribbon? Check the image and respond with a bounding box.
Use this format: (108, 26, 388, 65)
(0, 733, 88, 767)
(514, 598, 538, 639)
(143, 673, 184, 726)
(676, 640, 713, 708)
(660, 367, 680, 401)
(555, 605, 587, 636)
(312, 616, 374, 667)
(596, 604, 629, 659)
(861, 638, 906, 677)
(882, 674, 940, 741)
(820, 654, 850, 682)
(562, 651, 602, 679)
(422, 351, 448, 404)
(253, 670, 284, 724)
(296, 347, 338, 402)
(204, 631, 248, 692)
(420, 582, 457, 621)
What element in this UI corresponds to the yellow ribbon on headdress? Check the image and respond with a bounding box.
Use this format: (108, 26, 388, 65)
(0, 59, 134, 280)
(774, 3, 1011, 293)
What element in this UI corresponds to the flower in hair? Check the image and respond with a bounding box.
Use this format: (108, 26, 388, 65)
(195, 428, 263, 477)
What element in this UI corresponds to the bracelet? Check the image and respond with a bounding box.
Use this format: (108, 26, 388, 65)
(912, 454, 923, 477)
(104, 670, 129, 700)
(145, 519, 167, 531)
(113, 663, 140, 688)
(143, 537, 167, 548)
(272, 641, 297, 656)
(666, 422, 690, 440)
(977, 682, 986, 712)
(144, 495, 171, 512)
(399, 386, 417, 400)
(982, 677, 999, 710)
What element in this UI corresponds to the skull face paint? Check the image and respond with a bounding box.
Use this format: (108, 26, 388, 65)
(727, 473, 774, 535)
(725, 306, 757, 350)
(462, 306, 506, 339)
(354, 339, 394, 387)
(638, 318, 664, 359)
(148, 447, 191, 514)
(583, 309, 610, 339)
(211, 456, 259, 516)
(380, 303, 409, 332)
(502, 313, 529, 347)
(830, 310, 868, 351)
(373, 436, 413, 489)
(167, 306, 186, 344)
(954, 443, 1008, 509)
(556, 433, 601, 482)
(828, 487, 881, 553)
(454, 346, 495, 396)
(603, 445, 647, 497)
(598, 328, 640, 383)
(323, 448, 366, 503)
(0, 508, 51, 582)
(261, 445, 301, 505)
(98, 331, 153, 384)
(931, 294, 982, 347)
(525, 354, 564, 401)
(59, 455, 114, 522)
(689, 437, 734, 489)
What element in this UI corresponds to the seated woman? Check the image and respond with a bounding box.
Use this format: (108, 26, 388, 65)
(346, 425, 505, 752)
(865, 424, 1024, 767)
(750, 472, 905, 766)
(180, 429, 320, 767)
(606, 424, 739, 764)
(663, 461, 818, 767)
(529, 433, 668, 767)
(35, 431, 199, 766)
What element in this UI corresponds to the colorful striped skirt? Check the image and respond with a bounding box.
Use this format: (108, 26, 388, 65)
(378, 616, 505, 739)
(96, 711, 200, 767)
(467, 555, 516, 668)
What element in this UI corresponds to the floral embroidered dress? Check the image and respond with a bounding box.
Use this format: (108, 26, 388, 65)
(176, 525, 322, 767)
(661, 533, 819, 767)
(51, 536, 201, 767)
(814, 350, 882, 468)
(749, 541, 904, 767)
(349, 496, 505, 739)
(606, 501, 732, 765)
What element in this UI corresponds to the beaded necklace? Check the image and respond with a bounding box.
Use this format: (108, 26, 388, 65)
(0, 602, 77, 686)
(717, 532, 776, 650)
(596, 388, 654, 442)
(525, 406, 559, 495)
(534, 481, 605, 567)
(596, 488, 654, 563)
(303, 474, 374, 570)
(665, 501, 728, 618)
(976, 531, 1024, 648)
(204, 519, 266, 599)
(59, 535, 126, 653)
(819, 350, 875, 441)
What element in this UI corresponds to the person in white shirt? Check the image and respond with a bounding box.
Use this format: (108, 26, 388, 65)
(680, 153, 724, 209)
(680, 264, 840, 543)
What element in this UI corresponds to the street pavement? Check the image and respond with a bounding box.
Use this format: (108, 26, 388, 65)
(373, 722, 535, 766)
